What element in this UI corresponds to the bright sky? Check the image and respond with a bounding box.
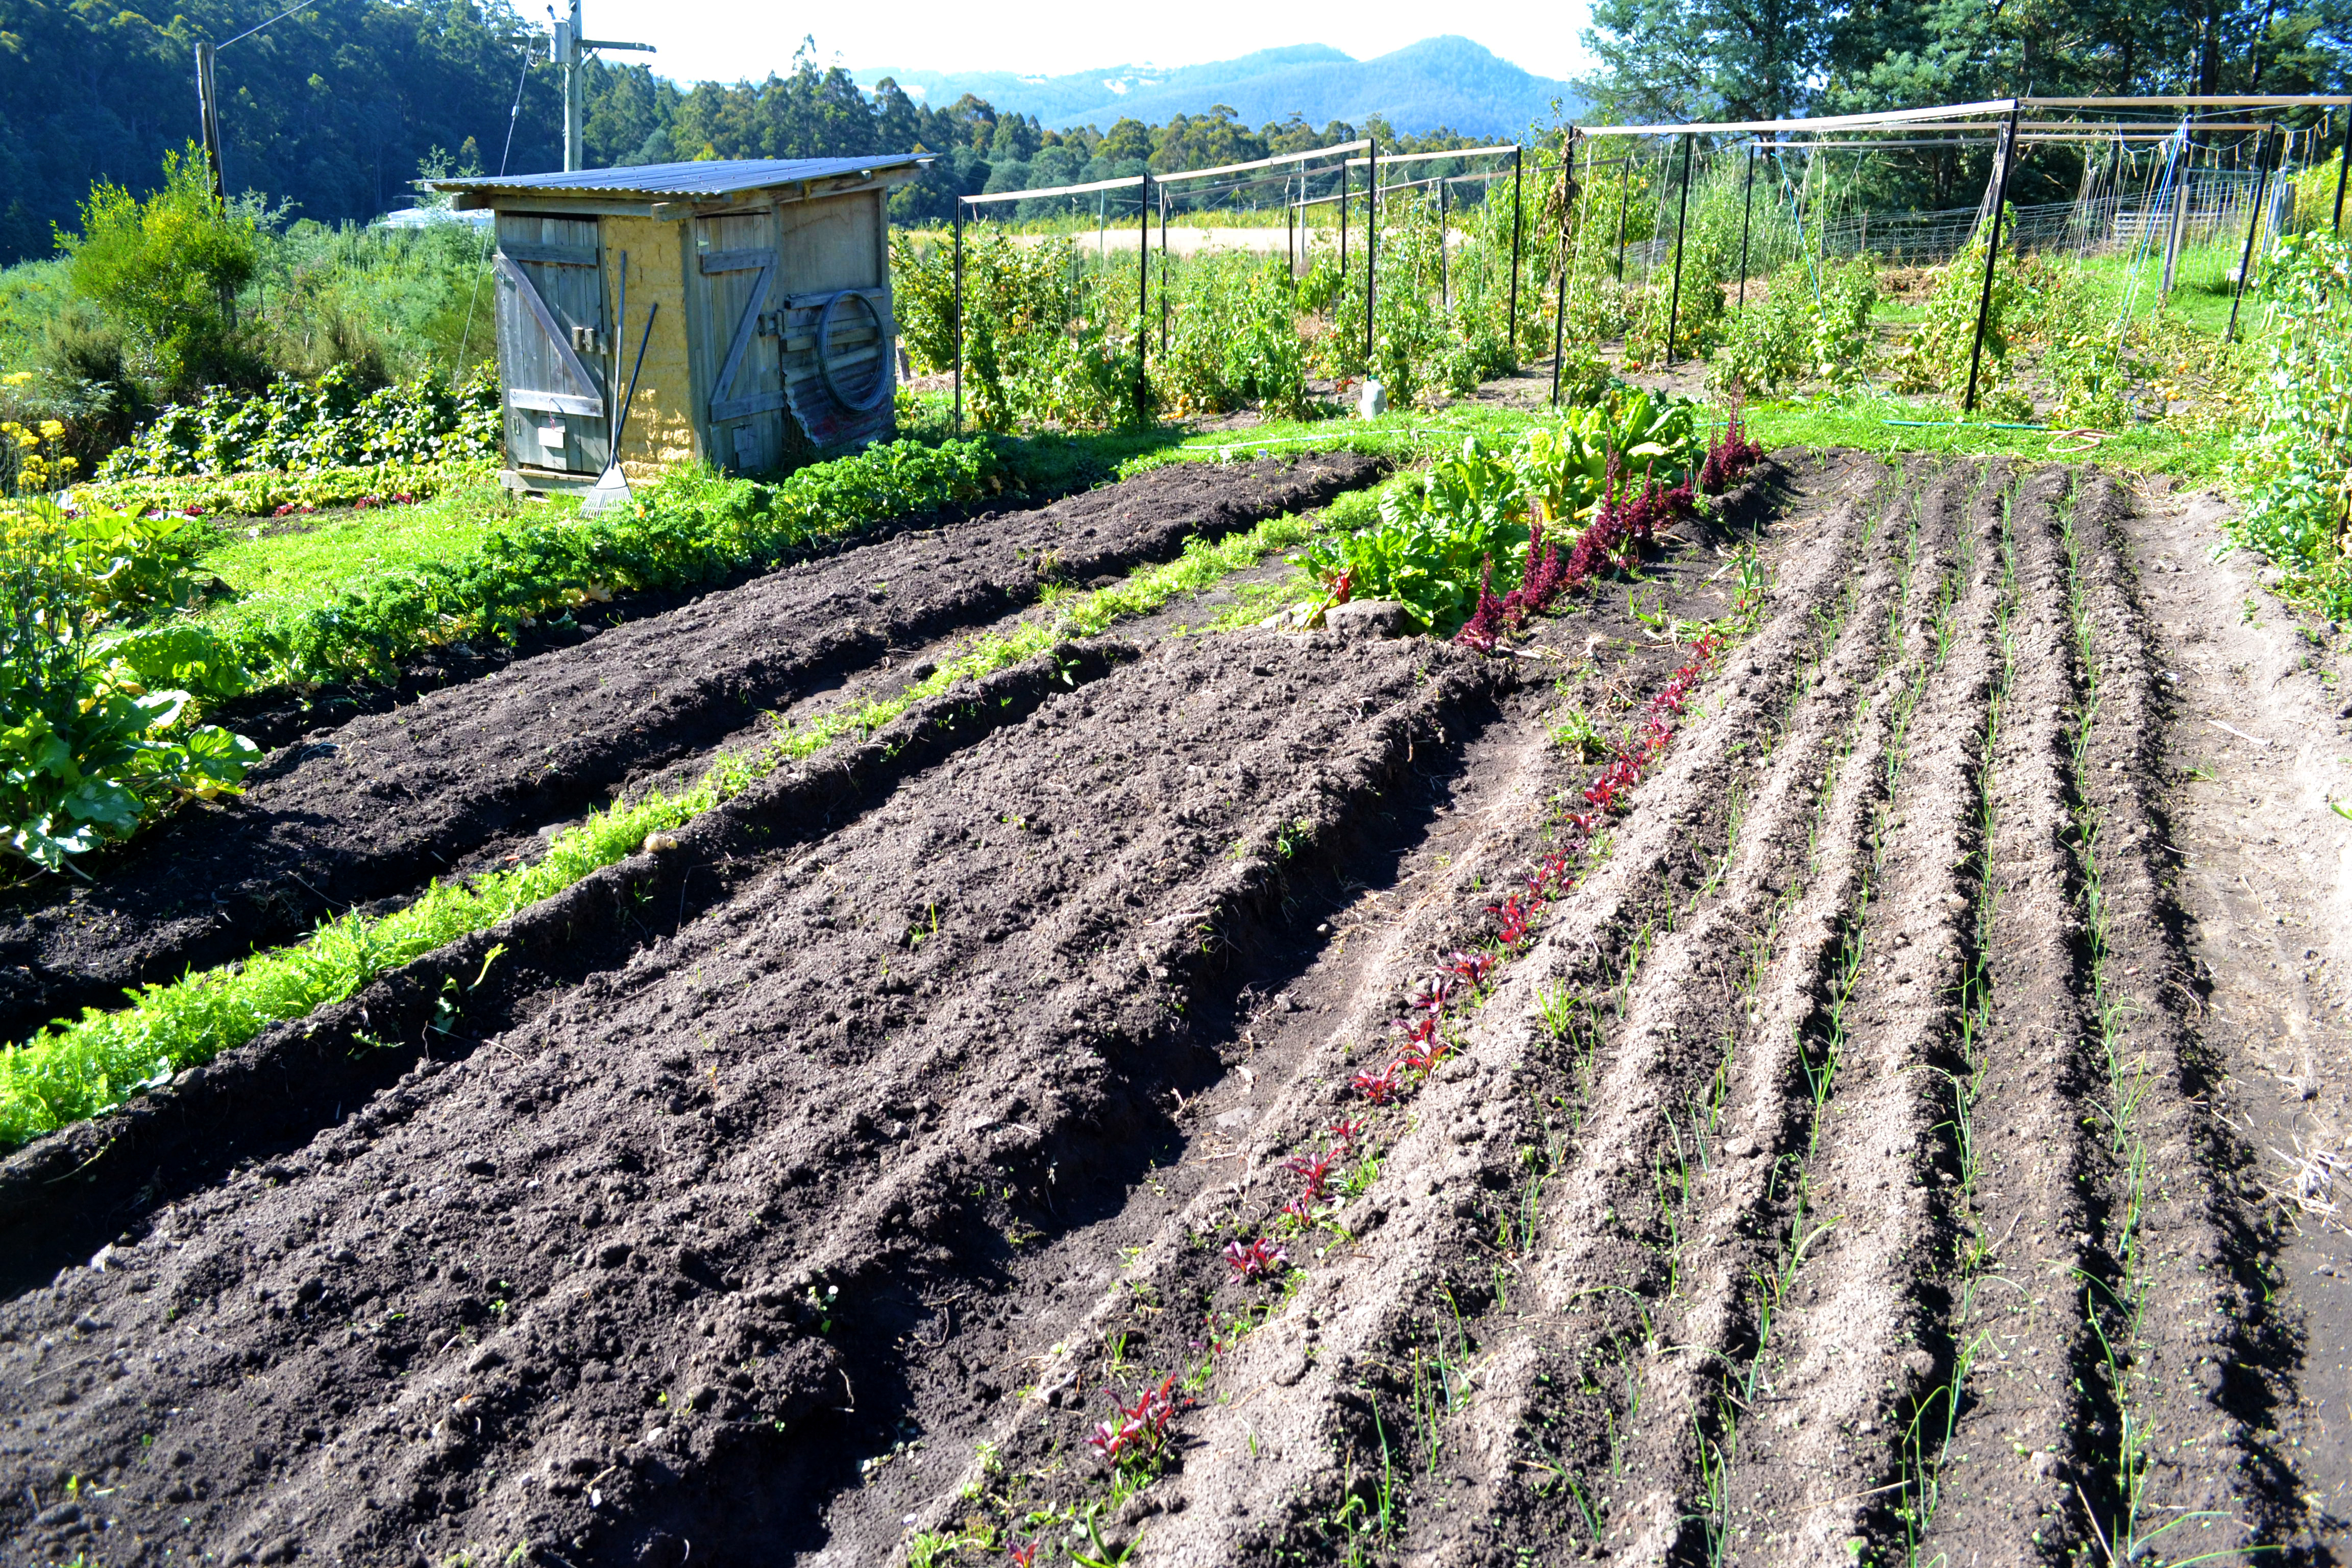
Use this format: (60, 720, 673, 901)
(573, 0, 1596, 88)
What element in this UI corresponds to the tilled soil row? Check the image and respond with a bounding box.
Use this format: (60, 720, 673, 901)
(0, 453, 2299, 1568)
(0, 622, 1506, 1566)
(1703, 459, 2005, 1557)
(2063, 474, 2287, 1549)
(1389, 464, 2271, 1566)
(919, 460, 2286, 1568)
(864, 457, 1839, 1568)
(1451, 457, 1958, 1561)
(853, 454, 1882, 1568)
(1907, 465, 2122, 1560)
(0, 643, 1130, 1276)
(0, 453, 1379, 1043)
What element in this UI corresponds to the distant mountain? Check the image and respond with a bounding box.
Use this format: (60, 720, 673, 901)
(862, 37, 1581, 140)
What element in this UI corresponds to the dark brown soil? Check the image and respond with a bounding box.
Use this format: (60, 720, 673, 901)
(0, 454, 1378, 1045)
(0, 452, 2329, 1568)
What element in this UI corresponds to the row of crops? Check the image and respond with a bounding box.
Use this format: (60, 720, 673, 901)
(894, 128, 2351, 618)
(894, 140, 2285, 431)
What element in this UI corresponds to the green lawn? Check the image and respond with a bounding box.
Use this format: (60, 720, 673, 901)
(184, 476, 541, 645)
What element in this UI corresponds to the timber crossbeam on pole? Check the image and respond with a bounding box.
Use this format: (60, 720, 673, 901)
(1342, 143, 1520, 169)
(961, 174, 1145, 206)
(1150, 140, 1371, 185)
(2023, 94, 2352, 109)
(1584, 99, 2018, 136)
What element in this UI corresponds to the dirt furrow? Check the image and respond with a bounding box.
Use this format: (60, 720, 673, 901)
(1361, 458, 1934, 1561)
(869, 458, 1853, 1567)
(0, 644, 1131, 1283)
(1106, 458, 1886, 1564)
(1708, 463, 2002, 1559)
(2064, 473, 2281, 1554)
(0, 454, 1379, 1043)
(0, 627, 1492, 1567)
(1587, 474, 1958, 1561)
(1913, 468, 2111, 1560)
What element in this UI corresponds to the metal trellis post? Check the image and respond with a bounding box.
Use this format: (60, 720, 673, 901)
(1614, 154, 1629, 280)
(1438, 177, 1449, 311)
(1137, 176, 1150, 421)
(2336, 108, 2350, 233)
(951, 205, 964, 435)
(1366, 139, 1378, 368)
(1159, 182, 1170, 353)
(1737, 142, 1756, 310)
(1553, 127, 1575, 407)
(1340, 160, 1350, 278)
(2228, 126, 2277, 344)
(1963, 102, 2022, 416)
(1664, 133, 1693, 367)
(1508, 144, 1523, 357)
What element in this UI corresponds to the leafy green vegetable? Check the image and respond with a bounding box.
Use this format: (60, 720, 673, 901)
(2226, 231, 2352, 617)
(97, 362, 500, 479)
(0, 448, 258, 873)
(1301, 389, 1706, 633)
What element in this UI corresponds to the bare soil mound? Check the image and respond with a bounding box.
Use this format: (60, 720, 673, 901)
(0, 454, 2318, 1568)
(0, 453, 1377, 1044)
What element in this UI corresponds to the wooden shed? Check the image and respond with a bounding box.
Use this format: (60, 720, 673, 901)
(432, 155, 930, 492)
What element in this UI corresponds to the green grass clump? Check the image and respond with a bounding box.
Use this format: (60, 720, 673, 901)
(0, 505, 1330, 1149)
(0, 788, 687, 1147)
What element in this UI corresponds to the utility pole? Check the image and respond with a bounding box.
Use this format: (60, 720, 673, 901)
(195, 41, 226, 202)
(193, 0, 323, 204)
(552, 0, 655, 173)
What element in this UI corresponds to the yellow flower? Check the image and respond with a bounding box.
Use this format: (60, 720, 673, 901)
(36, 420, 63, 440)
(0, 372, 30, 387)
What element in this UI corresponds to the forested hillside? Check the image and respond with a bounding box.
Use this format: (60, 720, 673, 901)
(0, 0, 1483, 263)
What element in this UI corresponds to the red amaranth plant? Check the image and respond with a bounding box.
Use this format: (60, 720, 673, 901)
(1286, 1150, 1339, 1200)
(1489, 893, 1536, 949)
(1086, 1371, 1186, 1467)
(1009, 1542, 1040, 1567)
(1699, 391, 1767, 495)
(1352, 1060, 1407, 1104)
(1455, 557, 1510, 653)
(1441, 949, 1499, 989)
(1225, 1237, 1291, 1280)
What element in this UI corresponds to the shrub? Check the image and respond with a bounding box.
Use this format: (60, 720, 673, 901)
(55, 145, 264, 395)
(1159, 255, 1313, 419)
(2226, 232, 2352, 616)
(891, 231, 1146, 432)
(1888, 230, 2030, 401)
(1712, 256, 1879, 398)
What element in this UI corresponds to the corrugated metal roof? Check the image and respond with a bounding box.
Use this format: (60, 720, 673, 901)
(428, 155, 929, 199)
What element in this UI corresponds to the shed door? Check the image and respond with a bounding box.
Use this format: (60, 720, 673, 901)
(693, 211, 785, 474)
(775, 190, 897, 451)
(495, 213, 609, 476)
